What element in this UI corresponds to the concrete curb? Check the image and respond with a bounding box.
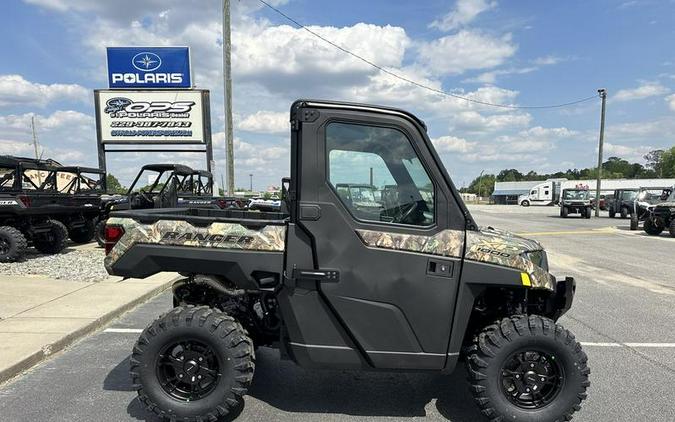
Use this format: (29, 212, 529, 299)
(0, 276, 175, 385)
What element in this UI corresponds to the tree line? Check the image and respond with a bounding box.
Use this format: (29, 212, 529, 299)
(462, 147, 675, 196)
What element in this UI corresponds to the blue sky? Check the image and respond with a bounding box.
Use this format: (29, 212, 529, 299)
(1, 0, 674, 189)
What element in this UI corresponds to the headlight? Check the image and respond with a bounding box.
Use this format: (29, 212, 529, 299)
(525, 250, 548, 271)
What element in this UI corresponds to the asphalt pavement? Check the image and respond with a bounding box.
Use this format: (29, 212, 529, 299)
(0, 205, 674, 421)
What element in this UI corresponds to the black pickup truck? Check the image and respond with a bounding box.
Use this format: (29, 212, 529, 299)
(0, 156, 102, 261)
(104, 100, 589, 422)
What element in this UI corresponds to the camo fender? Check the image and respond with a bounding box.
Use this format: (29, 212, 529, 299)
(104, 217, 286, 272)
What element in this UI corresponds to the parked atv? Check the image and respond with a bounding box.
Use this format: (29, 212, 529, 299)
(0, 156, 101, 262)
(104, 100, 589, 422)
(629, 186, 673, 231)
(641, 187, 675, 236)
(559, 188, 592, 218)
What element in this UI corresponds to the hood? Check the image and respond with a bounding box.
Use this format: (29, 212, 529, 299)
(465, 226, 553, 290)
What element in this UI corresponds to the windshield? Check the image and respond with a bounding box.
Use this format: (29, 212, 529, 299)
(349, 186, 377, 203)
(563, 190, 590, 200)
(621, 191, 637, 200)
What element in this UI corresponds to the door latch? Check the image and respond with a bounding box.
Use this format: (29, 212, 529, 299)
(427, 259, 454, 278)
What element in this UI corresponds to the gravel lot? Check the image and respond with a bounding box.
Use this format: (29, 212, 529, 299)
(0, 243, 109, 282)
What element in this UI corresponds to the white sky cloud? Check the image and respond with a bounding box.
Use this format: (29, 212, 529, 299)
(431, 135, 475, 153)
(237, 111, 289, 135)
(418, 30, 517, 75)
(666, 93, 675, 111)
(429, 0, 497, 31)
(614, 82, 670, 102)
(0, 74, 89, 108)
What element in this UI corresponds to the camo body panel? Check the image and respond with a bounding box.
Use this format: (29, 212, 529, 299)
(356, 226, 553, 290)
(104, 217, 285, 272)
(356, 229, 464, 258)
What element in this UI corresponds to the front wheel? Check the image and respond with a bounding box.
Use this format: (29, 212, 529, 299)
(130, 306, 255, 422)
(521, 200, 530, 207)
(560, 207, 568, 218)
(68, 219, 95, 244)
(467, 315, 590, 422)
(95, 219, 106, 247)
(608, 206, 615, 218)
(669, 219, 675, 237)
(644, 217, 664, 236)
(620, 207, 628, 219)
(585, 208, 592, 219)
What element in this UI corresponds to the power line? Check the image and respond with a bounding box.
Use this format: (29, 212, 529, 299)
(258, 0, 598, 110)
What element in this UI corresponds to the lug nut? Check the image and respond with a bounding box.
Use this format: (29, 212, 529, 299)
(178, 374, 183, 378)
(515, 374, 520, 379)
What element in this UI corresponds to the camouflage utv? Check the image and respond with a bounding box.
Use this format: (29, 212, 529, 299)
(104, 100, 589, 422)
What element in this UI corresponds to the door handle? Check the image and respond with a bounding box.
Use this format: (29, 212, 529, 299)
(427, 259, 454, 278)
(292, 268, 340, 282)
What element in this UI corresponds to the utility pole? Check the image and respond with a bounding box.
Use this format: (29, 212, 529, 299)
(31, 115, 39, 160)
(223, 0, 235, 195)
(477, 170, 485, 204)
(595, 89, 607, 217)
(249, 173, 253, 191)
(369, 167, 373, 186)
(220, 173, 225, 196)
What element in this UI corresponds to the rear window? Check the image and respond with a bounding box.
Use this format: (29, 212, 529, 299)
(0, 167, 15, 190)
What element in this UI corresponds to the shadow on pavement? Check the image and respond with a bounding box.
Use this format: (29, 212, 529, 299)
(105, 349, 482, 421)
(247, 347, 481, 421)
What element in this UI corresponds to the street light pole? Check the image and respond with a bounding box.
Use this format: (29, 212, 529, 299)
(223, 0, 235, 196)
(595, 89, 607, 217)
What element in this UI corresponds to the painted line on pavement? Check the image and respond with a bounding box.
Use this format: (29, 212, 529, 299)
(103, 328, 143, 334)
(580, 342, 675, 348)
(102, 328, 675, 349)
(516, 227, 616, 236)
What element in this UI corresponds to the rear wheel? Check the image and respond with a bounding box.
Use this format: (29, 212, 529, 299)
(33, 220, 67, 254)
(620, 207, 628, 219)
(130, 306, 255, 422)
(608, 206, 615, 218)
(629, 215, 639, 230)
(669, 219, 675, 237)
(467, 315, 590, 422)
(68, 219, 95, 244)
(0, 226, 27, 262)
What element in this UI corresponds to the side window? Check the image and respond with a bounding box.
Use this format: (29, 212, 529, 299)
(326, 122, 434, 226)
(0, 167, 16, 190)
(545, 190, 550, 195)
(530, 189, 537, 195)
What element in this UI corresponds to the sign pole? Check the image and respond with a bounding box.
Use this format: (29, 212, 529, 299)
(223, 0, 235, 195)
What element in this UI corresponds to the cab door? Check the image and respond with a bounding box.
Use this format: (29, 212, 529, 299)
(289, 104, 468, 370)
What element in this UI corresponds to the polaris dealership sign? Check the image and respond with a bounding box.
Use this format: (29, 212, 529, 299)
(106, 47, 192, 89)
(95, 90, 209, 144)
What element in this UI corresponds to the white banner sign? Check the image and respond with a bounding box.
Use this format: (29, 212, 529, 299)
(96, 90, 205, 144)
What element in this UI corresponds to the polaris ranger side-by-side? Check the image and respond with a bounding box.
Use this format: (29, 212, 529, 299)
(95, 165, 231, 246)
(104, 100, 589, 422)
(0, 156, 102, 262)
(607, 188, 637, 218)
(559, 188, 592, 218)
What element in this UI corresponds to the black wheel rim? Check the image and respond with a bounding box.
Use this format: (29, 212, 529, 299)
(156, 339, 222, 402)
(500, 350, 564, 409)
(0, 237, 9, 255)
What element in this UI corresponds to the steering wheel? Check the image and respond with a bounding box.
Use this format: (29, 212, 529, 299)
(395, 201, 418, 223)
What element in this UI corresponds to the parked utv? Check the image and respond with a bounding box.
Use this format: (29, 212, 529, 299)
(0, 156, 101, 262)
(607, 188, 637, 218)
(104, 100, 589, 422)
(95, 165, 230, 246)
(639, 187, 675, 236)
(629, 186, 673, 231)
(559, 188, 592, 218)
